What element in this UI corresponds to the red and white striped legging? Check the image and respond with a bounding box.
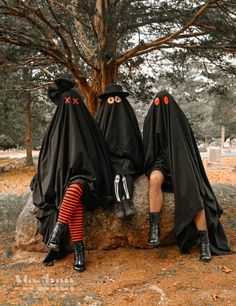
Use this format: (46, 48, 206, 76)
(58, 183, 83, 242)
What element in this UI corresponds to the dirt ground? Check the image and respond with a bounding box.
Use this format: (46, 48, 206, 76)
(0, 156, 236, 305)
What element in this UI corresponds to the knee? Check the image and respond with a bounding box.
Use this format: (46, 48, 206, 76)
(149, 171, 164, 189)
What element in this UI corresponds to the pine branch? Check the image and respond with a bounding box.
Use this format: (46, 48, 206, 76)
(116, 0, 218, 65)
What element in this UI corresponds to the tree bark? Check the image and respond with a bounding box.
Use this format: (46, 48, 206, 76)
(73, 63, 118, 115)
(25, 100, 34, 166)
(85, 62, 118, 114)
(77, 0, 118, 113)
(22, 68, 34, 166)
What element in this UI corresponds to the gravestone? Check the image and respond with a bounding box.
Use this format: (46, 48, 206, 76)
(207, 147, 221, 167)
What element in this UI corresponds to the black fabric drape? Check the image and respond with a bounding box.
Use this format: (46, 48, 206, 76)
(96, 98, 144, 176)
(143, 90, 233, 255)
(32, 87, 113, 244)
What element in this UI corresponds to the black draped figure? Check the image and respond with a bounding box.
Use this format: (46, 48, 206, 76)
(31, 77, 113, 271)
(96, 84, 144, 218)
(143, 90, 233, 262)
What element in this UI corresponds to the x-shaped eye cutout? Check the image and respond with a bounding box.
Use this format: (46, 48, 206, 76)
(73, 98, 79, 104)
(65, 97, 70, 104)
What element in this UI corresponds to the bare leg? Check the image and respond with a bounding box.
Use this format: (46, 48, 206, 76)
(194, 209, 207, 230)
(148, 170, 165, 245)
(149, 170, 165, 212)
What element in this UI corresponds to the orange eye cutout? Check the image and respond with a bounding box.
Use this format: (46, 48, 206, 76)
(114, 96, 122, 103)
(164, 96, 169, 104)
(107, 96, 115, 104)
(154, 97, 160, 106)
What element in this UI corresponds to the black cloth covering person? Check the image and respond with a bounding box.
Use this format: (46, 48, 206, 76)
(96, 84, 144, 218)
(31, 77, 114, 254)
(143, 90, 233, 255)
(96, 84, 144, 176)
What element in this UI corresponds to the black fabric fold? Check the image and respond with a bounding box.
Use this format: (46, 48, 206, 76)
(32, 86, 114, 245)
(143, 90, 233, 255)
(96, 97, 144, 176)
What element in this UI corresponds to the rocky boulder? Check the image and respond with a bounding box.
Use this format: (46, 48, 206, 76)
(15, 176, 236, 252)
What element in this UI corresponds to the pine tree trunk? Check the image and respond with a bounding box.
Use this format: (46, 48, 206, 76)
(75, 62, 118, 115)
(76, 0, 118, 114)
(25, 100, 34, 166)
(22, 67, 34, 166)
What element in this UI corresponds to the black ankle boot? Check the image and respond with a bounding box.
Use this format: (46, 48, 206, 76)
(73, 241, 85, 272)
(123, 199, 136, 217)
(199, 230, 211, 262)
(47, 222, 66, 251)
(114, 201, 125, 219)
(148, 212, 160, 245)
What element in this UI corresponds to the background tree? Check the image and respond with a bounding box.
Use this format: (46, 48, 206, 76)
(0, 0, 236, 113)
(118, 47, 236, 141)
(0, 45, 54, 161)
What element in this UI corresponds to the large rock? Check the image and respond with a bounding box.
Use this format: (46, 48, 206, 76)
(15, 176, 236, 252)
(15, 194, 46, 252)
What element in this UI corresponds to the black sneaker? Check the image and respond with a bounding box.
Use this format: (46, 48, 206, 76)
(123, 199, 136, 217)
(114, 201, 125, 219)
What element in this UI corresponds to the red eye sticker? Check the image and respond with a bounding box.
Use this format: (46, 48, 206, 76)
(64, 97, 70, 104)
(73, 98, 79, 104)
(164, 96, 169, 104)
(154, 97, 160, 106)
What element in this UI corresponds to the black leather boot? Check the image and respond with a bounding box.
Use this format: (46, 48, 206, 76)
(73, 241, 85, 272)
(47, 222, 67, 251)
(114, 201, 125, 219)
(123, 199, 136, 217)
(199, 230, 211, 262)
(148, 212, 160, 245)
